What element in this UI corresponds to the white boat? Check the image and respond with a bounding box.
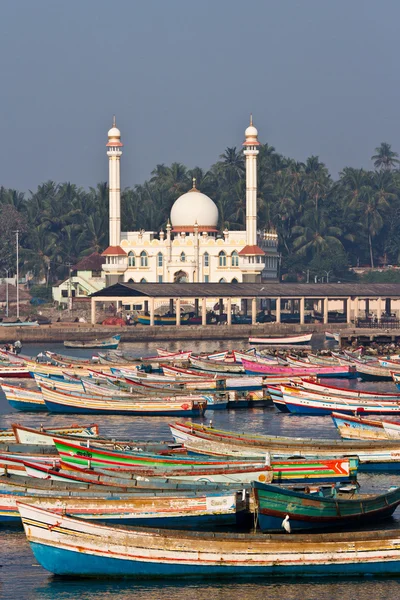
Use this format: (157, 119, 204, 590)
(325, 331, 340, 342)
(249, 333, 313, 345)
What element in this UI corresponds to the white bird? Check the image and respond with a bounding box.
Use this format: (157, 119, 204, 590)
(282, 515, 291, 533)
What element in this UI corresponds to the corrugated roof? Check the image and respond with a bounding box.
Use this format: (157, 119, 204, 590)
(91, 282, 400, 299)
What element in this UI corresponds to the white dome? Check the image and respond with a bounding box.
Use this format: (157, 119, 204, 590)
(170, 190, 219, 230)
(108, 126, 121, 138)
(245, 124, 258, 138)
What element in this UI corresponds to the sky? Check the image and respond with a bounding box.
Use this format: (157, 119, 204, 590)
(1, 0, 400, 192)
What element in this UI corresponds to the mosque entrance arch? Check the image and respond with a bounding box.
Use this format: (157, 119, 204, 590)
(174, 270, 189, 283)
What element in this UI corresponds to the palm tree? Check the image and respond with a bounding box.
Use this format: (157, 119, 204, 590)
(372, 142, 400, 171)
(292, 209, 345, 258)
(353, 185, 390, 267)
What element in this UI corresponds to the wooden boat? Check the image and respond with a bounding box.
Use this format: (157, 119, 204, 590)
(1, 383, 46, 411)
(325, 331, 340, 342)
(0, 365, 31, 378)
(331, 412, 393, 441)
(0, 488, 245, 528)
(0, 320, 38, 327)
(168, 421, 400, 470)
(242, 359, 356, 379)
(33, 373, 84, 392)
(307, 354, 340, 366)
(352, 358, 394, 381)
(53, 438, 269, 472)
(300, 378, 400, 400)
(20, 503, 400, 578)
(64, 335, 121, 350)
(40, 384, 207, 416)
(382, 420, 400, 440)
(12, 423, 100, 445)
(249, 333, 313, 345)
(253, 481, 400, 532)
(189, 356, 245, 374)
(280, 389, 400, 416)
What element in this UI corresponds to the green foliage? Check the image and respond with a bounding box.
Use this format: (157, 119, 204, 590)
(360, 270, 400, 283)
(1, 139, 400, 283)
(29, 284, 53, 300)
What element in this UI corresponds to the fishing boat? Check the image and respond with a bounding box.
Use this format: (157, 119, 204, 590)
(0, 365, 31, 378)
(352, 358, 394, 381)
(0, 487, 246, 528)
(168, 421, 400, 470)
(40, 385, 207, 416)
(280, 389, 400, 416)
(300, 378, 400, 400)
(248, 333, 313, 345)
(19, 503, 400, 578)
(0, 320, 39, 327)
(242, 359, 356, 379)
(325, 331, 340, 343)
(331, 412, 396, 440)
(253, 481, 400, 532)
(64, 335, 121, 350)
(1, 384, 46, 411)
(189, 356, 245, 374)
(12, 423, 100, 445)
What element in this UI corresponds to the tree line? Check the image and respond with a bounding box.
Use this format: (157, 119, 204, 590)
(0, 141, 399, 285)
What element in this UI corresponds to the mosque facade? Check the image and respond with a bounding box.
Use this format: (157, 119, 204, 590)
(102, 118, 279, 286)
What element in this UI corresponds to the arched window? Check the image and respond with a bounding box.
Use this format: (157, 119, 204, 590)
(140, 278, 147, 283)
(231, 278, 238, 283)
(140, 251, 148, 267)
(157, 252, 163, 267)
(218, 251, 227, 267)
(204, 252, 209, 267)
(231, 251, 239, 267)
(128, 278, 135, 283)
(219, 278, 227, 283)
(180, 252, 186, 262)
(128, 251, 135, 267)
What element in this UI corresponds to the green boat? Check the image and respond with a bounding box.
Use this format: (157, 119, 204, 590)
(253, 480, 400, 532)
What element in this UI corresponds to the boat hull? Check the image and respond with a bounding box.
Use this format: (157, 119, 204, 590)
(19, 504, 400, 578)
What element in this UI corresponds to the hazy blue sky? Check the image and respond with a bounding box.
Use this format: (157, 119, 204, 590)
(1, 0, 399, 192)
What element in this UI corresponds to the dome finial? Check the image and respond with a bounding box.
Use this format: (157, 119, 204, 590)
(192, 177, 197, 190)
(250, 113, 253, 126)
(112, 115, 116, 127)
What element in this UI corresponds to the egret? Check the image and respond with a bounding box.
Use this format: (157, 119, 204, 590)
(282, 515, 291, 533)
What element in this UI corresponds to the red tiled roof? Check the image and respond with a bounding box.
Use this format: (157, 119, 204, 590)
(73, 252, 105, 271)
(238, 245, 265, 256)
(102, 246, 127, 256)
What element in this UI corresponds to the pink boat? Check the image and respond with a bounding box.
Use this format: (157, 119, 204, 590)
(241, 359, 356, 379)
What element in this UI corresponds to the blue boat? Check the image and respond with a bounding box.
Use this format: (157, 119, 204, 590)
(18, 503, 400, 578)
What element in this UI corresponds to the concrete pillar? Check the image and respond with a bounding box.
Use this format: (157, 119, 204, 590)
(251, 297, 257, 325)
(91, 298, 96, 325)
(347, 297, 352, 324)
(299, 297, 305, 325)
(201, 298, 207, 326)
(354, 297, 359, 322)
(227, 297, 232, 326)
(377, 297, 382, 322)
(194, 298, 199, 317)
(176, 298, 181, 326)
(276, 298, 281, 324)
(150, 297, 155, 327)
(323, 297, 329, 324)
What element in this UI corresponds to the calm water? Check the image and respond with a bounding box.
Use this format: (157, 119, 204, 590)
(1, 340, 400, 599)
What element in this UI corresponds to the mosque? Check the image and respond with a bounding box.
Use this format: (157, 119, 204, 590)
(101, 117, 279, 286)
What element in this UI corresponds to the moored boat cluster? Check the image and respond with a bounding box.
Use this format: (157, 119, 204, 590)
(3, 333, 400, 578)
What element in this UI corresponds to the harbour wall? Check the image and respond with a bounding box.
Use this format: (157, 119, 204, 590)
(1, 323, 397, 344)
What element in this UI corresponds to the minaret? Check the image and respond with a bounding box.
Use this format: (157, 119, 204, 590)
(243, 115, 260, 246)
(106, 116, 123, 246)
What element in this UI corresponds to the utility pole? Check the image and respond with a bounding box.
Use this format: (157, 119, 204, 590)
(66, 262, 73, 311)
(15, 230, 19, 319)
(5, 269, 9, 317)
